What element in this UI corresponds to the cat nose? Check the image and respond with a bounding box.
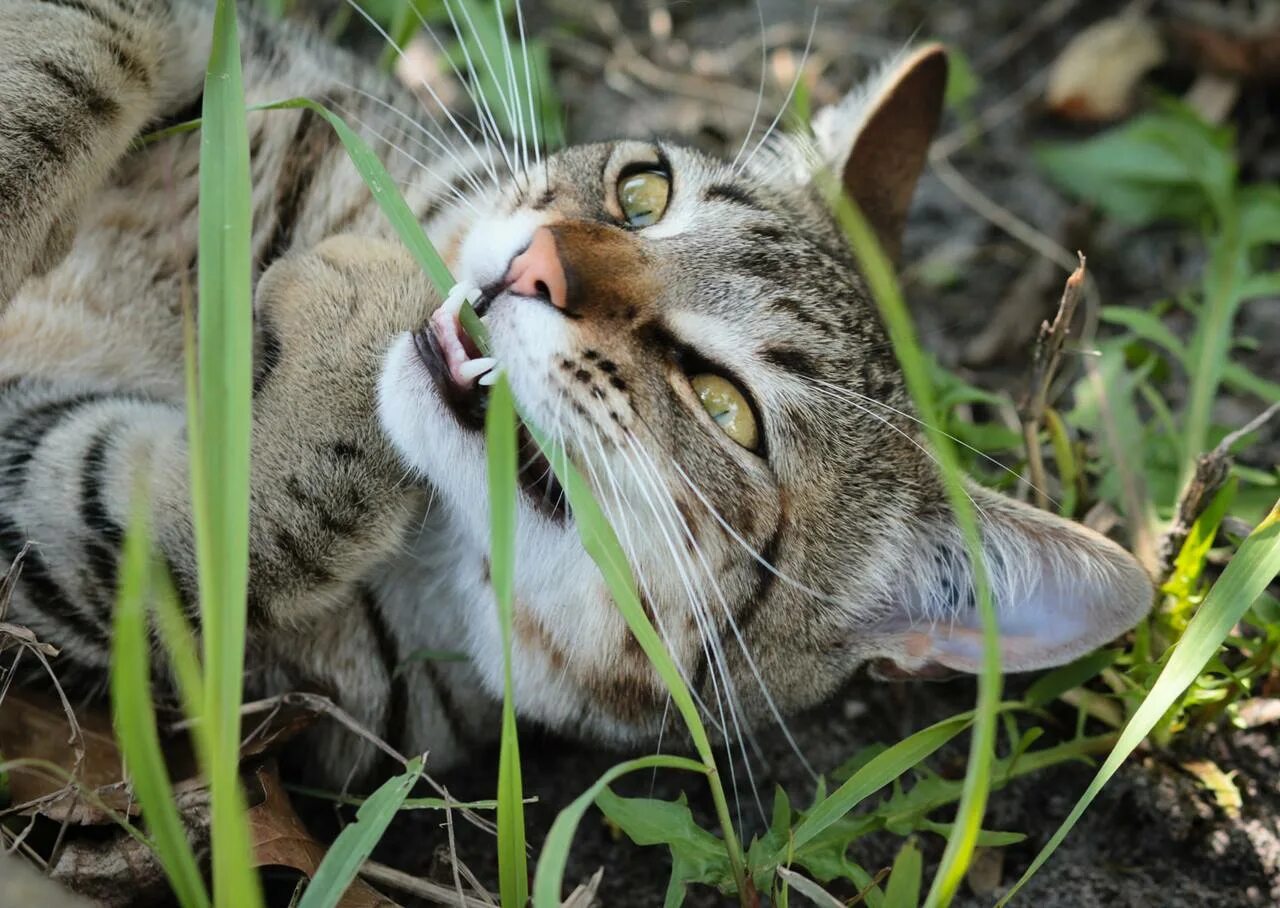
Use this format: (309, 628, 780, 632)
(505, 227, 567, 310)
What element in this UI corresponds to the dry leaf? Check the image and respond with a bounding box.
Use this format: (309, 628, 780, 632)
(246, 761, 400, 908)
(1182, 759, 1243, 819)
(1047, 16, 1166, 121)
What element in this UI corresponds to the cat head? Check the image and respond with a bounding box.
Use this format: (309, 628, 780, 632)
(378, 45, 1153, 742)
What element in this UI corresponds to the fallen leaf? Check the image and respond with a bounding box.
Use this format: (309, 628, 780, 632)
(246, 761, 400, 908)
(1047, 16, 1166, 121)
(1182, 759, 1242, 818)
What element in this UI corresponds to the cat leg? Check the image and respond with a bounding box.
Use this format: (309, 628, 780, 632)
(0, 0, 200, 305)
(0, 238, 434, 675)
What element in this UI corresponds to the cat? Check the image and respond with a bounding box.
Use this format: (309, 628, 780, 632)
(0, 0, 1153, 783)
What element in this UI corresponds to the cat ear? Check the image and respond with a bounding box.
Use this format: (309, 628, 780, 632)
(865, 482, 1153, 678)
(811, 43, 948, 261)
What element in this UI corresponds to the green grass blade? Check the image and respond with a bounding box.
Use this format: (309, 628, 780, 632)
(781, 709, 980, 858)
(486, 375, 528, 906)
(531, 755, 707, 907)
(998, 499, 1280, 905)
(110, 498, 210, 908)
(196, 5, 261, 906)
(821, 175, 1000, 908)
(1181, 212, 1247, 485)
(297, 756, 425, 908)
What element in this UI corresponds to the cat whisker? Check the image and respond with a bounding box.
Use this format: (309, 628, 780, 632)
(402, 3, 512, 185)
(444, 0, 524, 178)
(329, 102, 482, 217)
(739, 8, 818, 174)
(577, 428, 726, 738)
(490, 0, 529, 174)
(512, 0, 541, 172)
(622, 430, 814, 778)
(338, 85, 494, 199)
(614, 436, 770, 825)
(800, 375, 1057, 507)
(342, 1, 506, 186)
(797, 379, 989, 518)
(598, 430, 751, 827)
(729, 0, 770, 173)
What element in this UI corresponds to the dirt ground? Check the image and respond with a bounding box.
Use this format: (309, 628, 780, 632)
(356, 1, 1280, 905)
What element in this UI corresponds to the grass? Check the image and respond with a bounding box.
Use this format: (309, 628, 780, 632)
(36, 2, 1277, 908)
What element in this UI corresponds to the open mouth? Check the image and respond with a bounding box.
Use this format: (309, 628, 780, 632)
(413, 290, 567, 522)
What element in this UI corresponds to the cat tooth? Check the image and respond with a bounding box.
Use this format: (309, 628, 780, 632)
(456, 357, 497, 382)
(441, 280, 479, 317)
(477, 369, 500, 387)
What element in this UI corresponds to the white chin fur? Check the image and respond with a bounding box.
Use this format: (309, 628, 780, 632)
(376, 333, 490, 547)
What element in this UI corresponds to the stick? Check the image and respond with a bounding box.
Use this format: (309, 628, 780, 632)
(1157, 401, 1280, 578)
(1019, 253, 1087, 509)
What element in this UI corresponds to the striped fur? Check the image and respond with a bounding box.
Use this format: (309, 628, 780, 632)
(1, 3, 1152, 784)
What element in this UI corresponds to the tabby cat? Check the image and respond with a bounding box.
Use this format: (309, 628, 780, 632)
(0, 0, 1152, 781)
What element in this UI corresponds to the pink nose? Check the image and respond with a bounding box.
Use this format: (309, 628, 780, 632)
(505, 227, 567, 310)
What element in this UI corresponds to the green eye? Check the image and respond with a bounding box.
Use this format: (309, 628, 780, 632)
(617, 169, 670, 227)
(691, 374, 759, 451)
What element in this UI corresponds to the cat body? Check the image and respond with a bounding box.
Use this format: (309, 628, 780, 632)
(0, 0, 1152, 782)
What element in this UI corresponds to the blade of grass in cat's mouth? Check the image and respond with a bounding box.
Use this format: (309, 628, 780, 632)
(412, 293, 567, 522)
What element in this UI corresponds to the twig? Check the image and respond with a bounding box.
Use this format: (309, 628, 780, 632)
(1019, 253, 1087, 509)
(359, 859, 496, 908)
(1157, 401, 1280, 578)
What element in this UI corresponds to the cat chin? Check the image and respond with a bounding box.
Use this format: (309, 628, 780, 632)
(377, 332, 492, 546)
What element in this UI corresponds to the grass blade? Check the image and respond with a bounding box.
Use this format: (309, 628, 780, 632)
(821, 175, 1000, 907)
(531, 755, 707, 906)
(998, 499, 1280, 904)
(196, 5, 261, 905)
(298, 757, 425, 908)
(486, 375, 528, 906)
(781, 709, 980, 858)
(110, 499, 210, 908)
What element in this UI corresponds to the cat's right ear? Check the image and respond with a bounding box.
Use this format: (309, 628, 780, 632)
(811, 44, 948, 261)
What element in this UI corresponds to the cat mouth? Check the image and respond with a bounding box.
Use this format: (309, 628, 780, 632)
(412, 295, 567, 522)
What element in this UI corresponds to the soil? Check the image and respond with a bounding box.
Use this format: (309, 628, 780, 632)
(358, 1, 1280, 905)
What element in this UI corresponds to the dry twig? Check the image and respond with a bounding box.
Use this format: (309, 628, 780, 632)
(1018, 253, 1087, 509)
(1157, 401, 1280, 578)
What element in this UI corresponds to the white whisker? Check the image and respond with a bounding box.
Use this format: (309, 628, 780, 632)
(740, 8, 818, 173)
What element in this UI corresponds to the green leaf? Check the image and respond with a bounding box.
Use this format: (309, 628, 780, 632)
(1099, 307, 1188, 364)
(1000, 500, 1280, 904)
(1239, 184, 1280, 248)
(1024, 649, 1122, 707)
(486, 375, 528, 907)
(596, 790, 734, 902)
(1036, 104, 1235, 225)
(532, 756, 707, 907)
(111, 499, 210, 908)
(1164, 480, 1236, 601)
(883, 838, 923, 908)
(943, 47, 979, 110)
(298, 757, 424, 908)
(196, 6, 262, 906)
(782, 711, 974, 859)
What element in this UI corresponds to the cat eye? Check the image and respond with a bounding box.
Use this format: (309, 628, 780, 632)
(691, 374, 759, 451)
(617, 167, 670, 227)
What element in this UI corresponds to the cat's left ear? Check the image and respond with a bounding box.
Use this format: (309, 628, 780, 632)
(811, 43, 948, 261)
(864, 481, 1154, 679)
